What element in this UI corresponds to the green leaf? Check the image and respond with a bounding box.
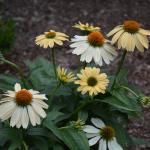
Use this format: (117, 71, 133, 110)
(78, 111, 88, 122)
(116, 68, 128, 82)
(53, 144, 65, 150)
(43, 120, 62, 140)
(101, 96, 138, 112)
(25, 57, 55, 90)
(32, 137, 49, 150)
(44, 119, 90, 150)
(0, 128, 23, 149)
(110, 122, 128, 149)
(0, 74, 19, 91)
(60, 128, 90, 150)
(46, 110, 66, 123)
(55, 85, 72, 96)
(27, 127, 52, 138)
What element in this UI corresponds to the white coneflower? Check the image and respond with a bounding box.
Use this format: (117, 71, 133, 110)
(83, 118, 123, 150)
(0, 83, 48, 129)
(70, 31, 117, 66)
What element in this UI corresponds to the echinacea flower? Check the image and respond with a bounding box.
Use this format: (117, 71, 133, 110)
(75, 67, 109, 96)
(0, 83, 48, 129)
(107, 20, 150, 52)
(83, 118, 123, 150)
(70, 31, 117, 66)
(73, 21, 100, 33)
(57, 66, 76, 83)
(35, 30, 69, 48)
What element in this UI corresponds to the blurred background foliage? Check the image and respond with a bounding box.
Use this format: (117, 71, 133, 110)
(0, 0, 15, 54)
(0, 19, 15, 54)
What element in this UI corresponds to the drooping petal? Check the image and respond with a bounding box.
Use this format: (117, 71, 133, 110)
(86, 133, 100, 138)
(108, 138, 123, 150)
(139, 28, 150, 35)
(88, 136, 101, 146)
(107, 26, 122, 37)
(31, 102, 46, 118)
(27, 105, 37, 126)
(33, 99, 48, 109)
(0, 101, 16, 121)
(111, 30, 124, 44)
(10, 107, 22, 127)
(91, 118, 105, 129)
(134, 34, 144, 52)
(136, 33, 149, 49)
(83, 125, 99, 133)
(33, 94, 48, 100)
(98, 139, 107, 150)
(21, 107, 29, 129)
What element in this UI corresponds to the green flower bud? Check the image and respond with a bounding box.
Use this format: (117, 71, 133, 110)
(70, 119, 85, 131)
(140, 96, 150, 107)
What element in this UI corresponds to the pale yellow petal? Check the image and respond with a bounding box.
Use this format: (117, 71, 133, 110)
(48, 40, 54, 48)
(120, 32, 129, 49)
(111, 30, 124, 44)
(136, 33, 149, 49)
(107, 26, 123, 37)
(54, 39, 63, 45)
(139, 29, 150, 35)
(134, 34, 144, 52)
(125, 33, 135, 51)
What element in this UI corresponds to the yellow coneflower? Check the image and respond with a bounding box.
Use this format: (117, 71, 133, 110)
(57, 66, 75, 83)
(107, 20, 150, 52)
(35, 30, 69, 48)
(73, 22, 100, 32)
(75, 67, 109, 96)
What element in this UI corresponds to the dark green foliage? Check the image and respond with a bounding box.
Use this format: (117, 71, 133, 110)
(0, 19, 15, 53)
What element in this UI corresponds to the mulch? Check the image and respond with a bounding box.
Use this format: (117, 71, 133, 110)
(1, 0, 150, 149)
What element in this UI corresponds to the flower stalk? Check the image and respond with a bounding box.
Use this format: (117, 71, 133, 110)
(49, 82, 61, 103)
(22, 141, 28, 150)
(111, 50, 127, 90)
(70, 98, 93, 118)
(0, 52, 27, 88)
(51, 48, 57, 79)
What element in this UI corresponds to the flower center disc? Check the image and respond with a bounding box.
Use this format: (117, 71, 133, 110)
(88, 31, 105, 47)
(100, 126, 115, 141)
(45, 32, 56, 38)
(124, 20, 140, 33)
(16, 89, 32, 106)
(87, 77, 97, 86)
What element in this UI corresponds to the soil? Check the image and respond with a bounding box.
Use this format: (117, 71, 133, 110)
(1, 0, 150, 149)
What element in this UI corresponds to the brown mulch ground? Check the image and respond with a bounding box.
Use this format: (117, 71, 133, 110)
(1, 0, 150, 149)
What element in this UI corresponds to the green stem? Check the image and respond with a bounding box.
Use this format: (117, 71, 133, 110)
(111, 50, 127, 90)
(1, 58, 27, 88)
(59, 126, 70, 130)
(120, 85, 139, 98)
(22, 141, 28, 150)
(49, 82, 61, 102)
(51, 48, 57, 79)
(70, 98, 93, 118)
